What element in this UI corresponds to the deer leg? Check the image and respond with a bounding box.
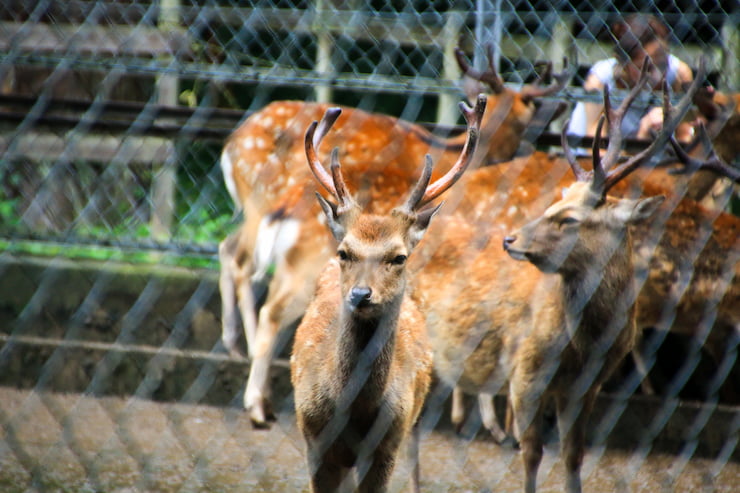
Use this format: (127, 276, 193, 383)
(704, 324, 740, 403)
(478, 392, 510, 445)
(631, 346, 657, 396)
(236, 277, 259, 359)
(555, 388, 598, 493)
(511, 391, 544, 493)
(245, 265, 313, 427)
(357, 450, 395, 493)
(407, 422, 422, 493)
(450, 386, 465, 433)
(244, 291, 282, 427)
(308, 452, 348, 493)
(504, 397, 518, 448)
(518, 410, 544, 493)
(632, 327, 667, 396)
(218, 235, 244, 357)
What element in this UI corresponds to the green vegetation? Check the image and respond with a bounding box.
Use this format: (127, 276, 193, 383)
(0, 237, 220, 270)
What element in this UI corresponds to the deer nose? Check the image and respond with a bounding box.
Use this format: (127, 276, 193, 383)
(349, 287, 372, 308)
(503, 235, 517, 251)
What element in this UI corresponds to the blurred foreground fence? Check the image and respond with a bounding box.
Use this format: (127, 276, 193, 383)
(0, 1, 738, 491)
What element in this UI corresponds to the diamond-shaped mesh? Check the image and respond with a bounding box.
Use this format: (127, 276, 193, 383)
(0, 1, 738, 491)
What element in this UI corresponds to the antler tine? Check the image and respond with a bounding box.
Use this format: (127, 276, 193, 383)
(614, 58, 652, 119)
(520, 56, 573, 101)
(314, 107, 342, 148)
(591, 115, 608, 189)
(305, 107, 342, 198)
(454, 46, 505, 94)
(603, 56, 708, 191)
(540, 61, 553, 82)
(560, 119, 591, 181)
(667, 125, 740, 182)
(597, 59, 652, 176)
(328, 147, 356, 210)
(403, 154, 434, 212)
(413, 94, 486, 209)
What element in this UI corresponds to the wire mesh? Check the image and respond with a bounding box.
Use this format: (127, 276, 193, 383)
(0, 1, 738, 491)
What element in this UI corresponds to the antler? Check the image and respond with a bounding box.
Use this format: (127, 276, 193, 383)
(666, 123, 740, 183)
(561, 56, 707, 194)
(404, 94, 486, 211)
(520, 56, 574, 102)
(304, 107, 355, 211)
(601, 56, 706, 192)
(455, 45, 505, 94)
(561, 58, 654, 186)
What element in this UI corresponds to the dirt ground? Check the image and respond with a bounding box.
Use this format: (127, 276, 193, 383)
(0, 387, 738, 492)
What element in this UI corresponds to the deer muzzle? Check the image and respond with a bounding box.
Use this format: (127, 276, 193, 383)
(348, 286, 373, 310)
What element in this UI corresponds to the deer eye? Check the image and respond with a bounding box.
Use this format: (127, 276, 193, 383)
(337, 249, 349, 261)
(559, 216, 579, 226)
(389, 254, 407, 266)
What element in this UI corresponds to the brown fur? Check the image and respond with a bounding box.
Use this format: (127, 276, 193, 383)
(218, 70, 551, 427)
(291, 227, 433, 492)
(411, 74, 731, 491)
(289, 101, 481, 492)
(410, 171, 667, 493)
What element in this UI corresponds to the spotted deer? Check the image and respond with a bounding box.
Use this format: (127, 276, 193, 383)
(219, 50, 568, 428)
(692, 85, 739, 167)
(409, 61, 711, 493)
(642, 84, 740, 212)
(684, 85, 739, 209)
(440, 124, 740, 446)
(443, 58, 740, 436)
(290, 98, 482, 493)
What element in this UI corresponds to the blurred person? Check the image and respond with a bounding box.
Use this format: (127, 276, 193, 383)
(567, 14, 694, 141)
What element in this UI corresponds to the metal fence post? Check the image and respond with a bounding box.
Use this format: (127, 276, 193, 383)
(314, 0, 334, 103)
(151, 0, 181, 240)
(437, 11, 465, 125)
(547, 13, 574, 135)
(720, 20, 739, 91)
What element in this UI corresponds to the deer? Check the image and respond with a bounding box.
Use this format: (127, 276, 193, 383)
(218, 49, 569, 428)
(290, 96, 483, 493)
(408, 60, 714, 493)
(691, 84, 739, 167)
(444, 58, 740, 435)
(443, 122, 740, 446)
(642, 83, 740, 212)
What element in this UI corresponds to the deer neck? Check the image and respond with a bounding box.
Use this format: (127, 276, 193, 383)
(399, 120, 465, 151)
(560, 231, 637, 353)
(335, 294, 403, 406)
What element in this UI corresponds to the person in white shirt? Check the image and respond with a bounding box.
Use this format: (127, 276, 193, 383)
(567, 14, 694, 140)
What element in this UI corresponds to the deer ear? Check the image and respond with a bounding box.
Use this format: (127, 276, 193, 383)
(614, 195, 665, 224)
(409, 202, 443, 248)
(315, 192, 345, 241)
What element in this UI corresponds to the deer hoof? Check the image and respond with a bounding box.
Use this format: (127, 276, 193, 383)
(248, 402, 276, 429)
(492, 433, 519, 449)
(488, 427, 509, 445)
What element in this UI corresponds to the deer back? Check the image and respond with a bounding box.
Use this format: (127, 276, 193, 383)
(221, 49, 569, 214)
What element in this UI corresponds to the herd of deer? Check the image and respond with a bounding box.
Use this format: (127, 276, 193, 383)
(215, 48, 739, 493)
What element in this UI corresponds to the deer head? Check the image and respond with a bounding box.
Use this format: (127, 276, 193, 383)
(455, 45, 572, 105)
(455, 46, 572, 161)
(504, 57, 706, 274)
(305, 97, 485, 316)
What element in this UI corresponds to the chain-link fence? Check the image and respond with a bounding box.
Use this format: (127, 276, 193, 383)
(1, 1, 738, 491)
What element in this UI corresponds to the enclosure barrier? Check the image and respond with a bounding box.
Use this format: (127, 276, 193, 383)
(0, 1, 738, 491)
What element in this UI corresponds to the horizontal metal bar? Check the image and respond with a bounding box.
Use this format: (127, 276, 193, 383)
(0, 333, 290, 369)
